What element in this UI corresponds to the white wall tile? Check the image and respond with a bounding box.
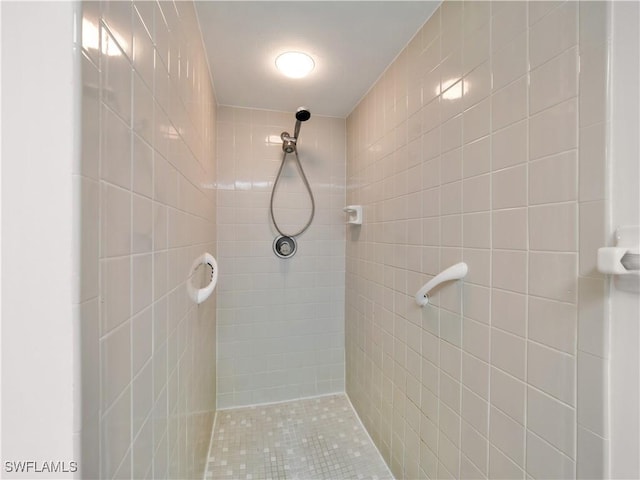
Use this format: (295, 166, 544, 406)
(529, 98, 578, 160)
(441, 181, 462, 215)
(529, 296, 576, 354)
(492, 120, 527, 170)
(490, 406, 525, 467)
(442, 81, 464, 122)
(492, 289, 526, 337)
(101, 257, 131, 334)
(490, 367, 526, 425)
(101, 1, 133, 59)
(577, 277, 608, 358)
(132, 194, 153, 254)
(528, 342, 576, 406)
(462, 352, 489, 400)
(526, 431, 576, 480)
(463, 212, 490, 249)
(462, 136, 490, 178)
(132, 73, 153, 144)
(579, 122, 606, 202)
(101, 183, 132, 258)
(345, 2, 608, 478)
(577, 351, 608, 436)
(217, 109, 346, 406)
(529, 151, 577, 205)
(75, 177, 100, 303)
(442, 148, 462, 184)
(131, 307, 152, 377)
(491, 1, 527, 51)
(491, 329, 526, 380)
(132, 134, 153, 198)
(492, 77, 528, 132)
(101, 26, 132, 125)
(492, 33, 527, 92)
(462, 387, 489, 436)
(463, 1, 490, 36)
(100, 107, 131, 188)
(528, 1, 563, 27)
(492, 165, 527, 209)
(460, 454, 485, 480)
(463, 98, 490, 144)
(579, 200, 606, 276)
(463, 317, 490, 361)
(489, 444, 525, 480)
(132, 359, 153, 438)
(527, 387, 576, 458)
(442, 214, 463, 247)
(101, 387, 131, 479)
(529, 203, 577, 252)
(462, 283, 490, 324)
(80, 52, 100, 179)
(529, 252, 577, 303)
(492, 250, 527, 294)
(132, 414, 153, 479)
(579, 43, 608, 128)
(132, 7, 154, 89)
(440, 402, 462, 446)
(101, 322, 131, 410)
(463, 174, 490, 213)
(463, 61, 491, 110)
(81, 2, 218, 477)
(463, 248, 491, 287)
(530, 47, 578, 115)
(493, 208, 527, 251)
(529, 1, 578, 69)
(461, 420, 488, 475)
(577, 426, 608, 479)
(463, 22, 490, 75)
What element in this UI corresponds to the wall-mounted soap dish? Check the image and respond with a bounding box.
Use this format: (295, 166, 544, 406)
(343, 205, 363, 225)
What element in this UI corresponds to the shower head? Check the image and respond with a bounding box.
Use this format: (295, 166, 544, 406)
(296, 107, 311, 122)
(293, 107, 311, 140)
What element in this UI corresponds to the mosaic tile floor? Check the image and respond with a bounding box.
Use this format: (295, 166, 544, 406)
(205, 394, 393, 480)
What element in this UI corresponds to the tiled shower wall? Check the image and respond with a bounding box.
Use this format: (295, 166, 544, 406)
(345, 2, 610, 479)
(216, 107, 346, 408)
(77, 2, 217, 478)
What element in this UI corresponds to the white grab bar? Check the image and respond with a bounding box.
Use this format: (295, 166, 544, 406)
(415, 262, 468, 306)
(187, 253, 218, 304)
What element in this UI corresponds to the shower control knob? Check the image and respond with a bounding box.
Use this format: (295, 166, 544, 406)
(273, 235, 297, 258)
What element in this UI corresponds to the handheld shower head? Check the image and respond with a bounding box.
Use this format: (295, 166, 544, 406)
(296, 107, 311, 122)
(293, 107, 311, 140)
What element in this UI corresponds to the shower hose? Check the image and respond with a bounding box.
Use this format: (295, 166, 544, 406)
(269, 148, 315, 237)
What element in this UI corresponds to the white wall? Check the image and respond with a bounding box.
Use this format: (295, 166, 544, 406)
(78, 1, 218, 478)
(345, 2, 611, 479)
(216, 107, 346, 408)
(1, 2, 79, 477)
(609, 2, 640, 477)
(0, 0, 4, 465)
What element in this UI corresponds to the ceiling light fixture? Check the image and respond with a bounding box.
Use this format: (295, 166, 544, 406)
(275, 51, 315, 79)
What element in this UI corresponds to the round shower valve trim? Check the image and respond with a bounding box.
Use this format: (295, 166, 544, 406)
(273, 235, 297, 258)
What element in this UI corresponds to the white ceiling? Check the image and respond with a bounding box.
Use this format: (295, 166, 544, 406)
(195, 2, 440, 118)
